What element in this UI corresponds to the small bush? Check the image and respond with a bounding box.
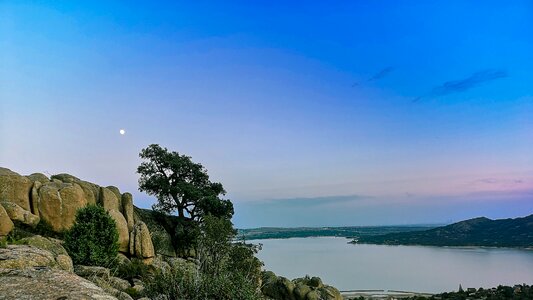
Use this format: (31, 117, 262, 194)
(145, 268, 261, 300)
(124, 287, 143, 299)
(64, 205, 119, 267)
(113, 259, 150, 282)
(145, 215, 263, 300)
(8, 220, 63, 241)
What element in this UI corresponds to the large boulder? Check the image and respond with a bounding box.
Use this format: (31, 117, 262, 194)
(108, 209, 130, 253)
(0, 267, 118, 300)
(76, 181, 99, 206)
(0, 167, 32, 211)
(75, 265, 133, 300)
(261, 271, 296, 300)
(294, 283, 312, 300)
(121, 193, 134, 232)
(74, 265, 111, 280)
(317, 286, 343, 300)
(36, 181, 87, 232)
(51, 173, 99, 205)
(263, 273, 342, 300)
(17, 235, 73, 272)
(50, 173, 81, 183)
(0, 201, 40, 227)
(26, 173, 50, 183)
(130, 221, 155, 261)
(106, 186, 122, 211)
(100, 187, 120, 212)
(0, 205, 14, 237)
(0, 244, 72, 271)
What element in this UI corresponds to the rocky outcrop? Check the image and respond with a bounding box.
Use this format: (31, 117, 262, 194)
(262, 271, 296, 300)
(0, 205, 14, 237)
(74, 265, 111, 279)
(106, 186, 122, 210)
(101, 187, 121, 212)
(0, 167, 32, 211)
(26, 173, 50, 184)
(130, 221, 155, 262)
(75, 265, 134, 300)
(0, 201, 40, 227)
(0, 244, 73, 272)
(36, 181, 87, 232)
(261, 272, 342, 300)
(17, 235, 73, 272)
(108, 209, 130, 253)
(122, 193, 134, 232)
(0, 167, 161, 264)
(0, 267, 118, 300)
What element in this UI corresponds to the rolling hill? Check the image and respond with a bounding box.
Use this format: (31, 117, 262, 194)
(355, 214, 533, 247)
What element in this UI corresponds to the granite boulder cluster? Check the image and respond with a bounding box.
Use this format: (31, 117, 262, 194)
(0, 167, 154, 263)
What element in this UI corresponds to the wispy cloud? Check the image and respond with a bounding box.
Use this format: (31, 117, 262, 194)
(368, 66, 395, 82)
(352, 66, 394, 87)
(413, 69, 508, 102)
(473, 178, 524, 185)
(259, 194, 371, 207)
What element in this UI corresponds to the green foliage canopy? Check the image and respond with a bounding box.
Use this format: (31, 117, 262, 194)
(63, 205, 119, 267)
(145, 215, 263, 300)
(137, 144, 234, 221)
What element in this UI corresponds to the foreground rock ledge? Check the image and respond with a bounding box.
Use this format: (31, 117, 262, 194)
(0, 267, 118, 300)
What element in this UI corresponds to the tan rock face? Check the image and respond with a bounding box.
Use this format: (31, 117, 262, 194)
(51, 174, 100, 205)
(74, 265, 111, 280)
(107, 186, 122, 211)
(121, 193, 134, 231)
(18, 235, 73, 272)
(0, 201, 40, 227)
(26, 173, 50, 183)
(0, 245, 58, 270)
(37, 182, 87, 232)
(77, 181, 99, 206)
(0, 167, 33, 211)
(0, 205, 14, 237)
(108, 209, 130, 253)
(50, 173, 81, 183)
(0, 267, 118, 300)
(100, 187, 120, 212)
(130, 221, 155, 260)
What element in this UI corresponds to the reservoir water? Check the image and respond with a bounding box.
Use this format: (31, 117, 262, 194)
(254, 237, 533, 293)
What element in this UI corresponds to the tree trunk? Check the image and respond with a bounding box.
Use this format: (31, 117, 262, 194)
(177, 206, 185, 219)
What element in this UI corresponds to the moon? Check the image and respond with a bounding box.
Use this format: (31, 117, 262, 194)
(119, 129, 125, 135)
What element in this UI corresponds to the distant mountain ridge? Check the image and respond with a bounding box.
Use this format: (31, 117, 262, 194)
(238, 225, 436, 240)
(355, 214, 533, 247)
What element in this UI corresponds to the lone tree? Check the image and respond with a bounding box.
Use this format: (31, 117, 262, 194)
(137, 144, 234, 221)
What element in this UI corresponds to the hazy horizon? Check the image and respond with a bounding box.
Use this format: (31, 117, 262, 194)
(1, 1, 532, 228)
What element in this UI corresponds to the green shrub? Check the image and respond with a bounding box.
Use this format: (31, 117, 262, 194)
(145, 267, 261, 300)
(8, 220, 63, 241)
(63, 205, 119, 267)
(144, 215, 263, 300)
(124, 287, 143, 299)
(113, 259, 150, 281)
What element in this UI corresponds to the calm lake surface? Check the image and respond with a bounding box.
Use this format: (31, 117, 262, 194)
(254, 237, 533, 293)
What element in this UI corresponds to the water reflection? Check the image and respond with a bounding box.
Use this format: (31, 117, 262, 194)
(254, 237, 533, 293)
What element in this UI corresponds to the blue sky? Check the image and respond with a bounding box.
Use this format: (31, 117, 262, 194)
(1, 1, 532, 227)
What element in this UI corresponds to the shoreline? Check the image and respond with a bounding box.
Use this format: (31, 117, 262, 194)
(249, 236, 533, 250)
(340, 289, 434, 299)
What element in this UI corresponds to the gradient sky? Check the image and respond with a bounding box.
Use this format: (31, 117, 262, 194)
(1, 1, 532, 228)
